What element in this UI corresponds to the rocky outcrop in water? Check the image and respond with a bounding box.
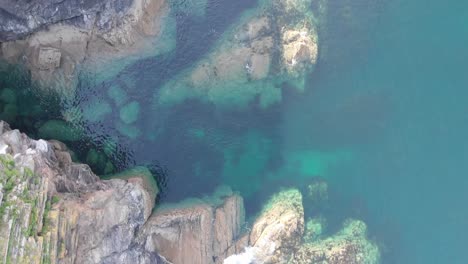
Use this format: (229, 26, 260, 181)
(156, 0, 321, 109)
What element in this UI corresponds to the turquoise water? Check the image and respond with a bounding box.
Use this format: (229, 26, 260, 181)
(1, 0, 468, 262)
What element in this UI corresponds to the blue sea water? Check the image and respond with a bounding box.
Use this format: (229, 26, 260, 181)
(1, 0, 468, 263)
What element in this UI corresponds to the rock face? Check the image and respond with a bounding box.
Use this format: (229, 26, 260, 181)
(156, 0, 320, 109)
(0, 0, 174, 97)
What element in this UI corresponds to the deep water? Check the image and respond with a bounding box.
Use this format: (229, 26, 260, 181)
(1, 0, 468, 263)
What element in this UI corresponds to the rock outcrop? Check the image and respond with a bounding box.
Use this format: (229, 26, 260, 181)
(0, 0, 174, 97)
(0, 121, 379, 263)
(0, 121, 246, 264)
(156, 0, 320, 109)
(224, 189, 380, 264)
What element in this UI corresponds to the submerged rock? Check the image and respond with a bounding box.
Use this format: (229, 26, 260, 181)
(291, 220, 381, 264)
(156, 0, 320, 109)
(37, 119, 82, 142)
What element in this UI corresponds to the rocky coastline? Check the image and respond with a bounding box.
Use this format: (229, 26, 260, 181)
(0, 122, 379, 263)
(0, 0, 174, 98)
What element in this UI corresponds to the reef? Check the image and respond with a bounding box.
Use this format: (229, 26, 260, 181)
(0, 121, 379, 263)
(155, 0, 321, 109)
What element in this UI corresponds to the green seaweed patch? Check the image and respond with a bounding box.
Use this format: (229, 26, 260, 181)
(119, 101, 140, 124)
(38, 120, 82, 142)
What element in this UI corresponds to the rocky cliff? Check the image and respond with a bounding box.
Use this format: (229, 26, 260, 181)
(0, 122, 380, 263)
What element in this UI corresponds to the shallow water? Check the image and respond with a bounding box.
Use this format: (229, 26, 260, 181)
(1, 0, 468, 262)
